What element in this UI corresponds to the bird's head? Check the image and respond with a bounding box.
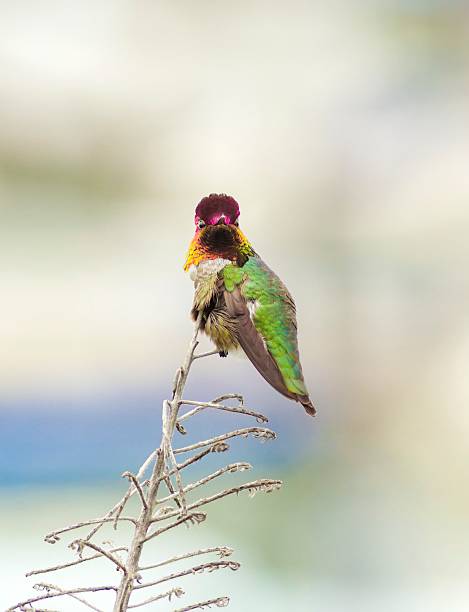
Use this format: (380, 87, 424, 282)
(184, 194, 254, 270)
(194, 193, 240, 230)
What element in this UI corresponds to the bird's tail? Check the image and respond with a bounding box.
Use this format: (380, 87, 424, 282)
(300, 397, 316, 417)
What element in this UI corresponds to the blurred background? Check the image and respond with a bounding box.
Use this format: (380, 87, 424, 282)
(1, 1, 469, 610)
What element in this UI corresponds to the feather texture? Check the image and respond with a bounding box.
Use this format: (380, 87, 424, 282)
(223, 258, 315, 415)
(184, 195, 315, 417)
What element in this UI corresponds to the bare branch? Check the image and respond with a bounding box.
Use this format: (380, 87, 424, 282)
(177, 400, 268, 424)
(70, 540, 127, 574)
(128, 587, 185, 609)
(192, 349, 220, 360)
(163, 399, 188, 514)
(112, 312, 206, 611)
(173, 596, 230, 611)
(157, 463, 251, 504)
(83, 450, 158, 542)
(25, 547, 128, 577)
(152, 479, 283, 523)
(144, 512, 207, 543)
(210, 393, 244, 404)
(16, 608, 61, 612)
(162, 472, 183, 512)
(174, 427, 276, 455)
(44, 517, 136, 544)
(10, 312, 283, 612)
(133, 561, 240, 591)
(122, 471, 148, 511)
(111, 451, 159, 531)
(172, 367, 183, 399)
(154, 445, 226, 488)
(32, 583, 105, 612)
(139, 547, 234, 572)
(7, 584, 116, 611)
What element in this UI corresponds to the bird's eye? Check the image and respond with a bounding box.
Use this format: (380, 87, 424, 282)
(198, 219, 206, 229)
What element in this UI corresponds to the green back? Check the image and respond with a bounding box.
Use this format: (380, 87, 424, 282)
(223, 257, 308, 396)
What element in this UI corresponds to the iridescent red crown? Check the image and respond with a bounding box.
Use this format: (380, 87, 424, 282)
(195, 194, 240, 225)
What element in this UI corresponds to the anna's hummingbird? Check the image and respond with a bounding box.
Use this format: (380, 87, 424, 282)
(184, 194, 315, 416)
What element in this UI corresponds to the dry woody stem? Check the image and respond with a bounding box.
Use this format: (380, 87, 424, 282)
(8, 315, 282, 612)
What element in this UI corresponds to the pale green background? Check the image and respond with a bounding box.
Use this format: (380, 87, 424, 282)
(1, 1, 469, 610)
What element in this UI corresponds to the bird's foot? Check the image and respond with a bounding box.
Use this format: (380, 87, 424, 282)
(219, 350, 228, 358)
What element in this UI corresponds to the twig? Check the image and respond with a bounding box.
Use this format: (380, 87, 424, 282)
(100, 440, 219, 540)
(174, 427, 276, 455)
(127, 587, 184, 609)
(154, 445, 225, 488)
(144, 512, 207, 543)
(163, 400, 188, 514)
(177, 400, 268, 424)
(26, 547, 128, 577)
(44, 517, 136, 544)
(168, 446, 187, 512)
(70, 540, 127, 574)
(133, 561, 240, 591)
(122, 472, 148, 511)
(162, 472, 183, 511)
(156, 463, 251, 504)
(151, 479, 283, 523)
(44, 445, 219, 545)
(7, 584, 117, 611)
(35, 583, 105, 612)
(211, 394, 243, 404)
(138, 547, 233, 572)
(111, 442, 226, 526)
(112, 452, 159, 531)
(173, 597, 230, 611)
(192, 349, 220, 360)
(16, 608, 61, 612)
(84, 450, 158, 542)
(111, 445, 220, 522)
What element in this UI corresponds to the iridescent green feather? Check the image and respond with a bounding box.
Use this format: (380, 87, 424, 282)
(223, 257, 308, 396)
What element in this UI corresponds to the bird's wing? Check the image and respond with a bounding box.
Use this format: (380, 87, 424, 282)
(222, 258, 314, 414)
(223, 285, 296, 400)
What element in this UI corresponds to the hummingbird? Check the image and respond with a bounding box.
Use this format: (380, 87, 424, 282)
(184, 194, 315, 416)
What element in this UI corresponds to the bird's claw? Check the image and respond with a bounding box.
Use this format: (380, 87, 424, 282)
(219, 350, 228, 358)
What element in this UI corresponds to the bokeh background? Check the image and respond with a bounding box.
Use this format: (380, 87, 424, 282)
(1, 1, 469, 610)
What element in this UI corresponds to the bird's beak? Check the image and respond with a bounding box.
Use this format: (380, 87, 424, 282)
(214, 214, 227, 225)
